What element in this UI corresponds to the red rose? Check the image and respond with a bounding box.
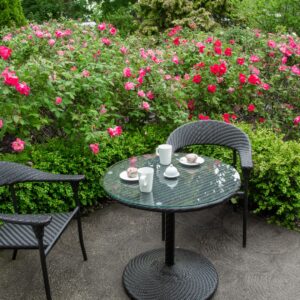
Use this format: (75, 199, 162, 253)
(237, 58, 245, 65)
(248, 104, 256, 112)
(192, 74, 202, 84)
(239, 73, 247, 84)
(198, 114, 210, 120)
(224, 48, 232, 56)
(173, 37, 180, 46)
(207, 84, 217, 93)
(214, 46, 222, 55)
(214, 39, 222, 47)
(248, 74, 261, 85)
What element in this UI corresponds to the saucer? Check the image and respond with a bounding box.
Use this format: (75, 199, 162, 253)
(179, 156, 204, 166)
(119, 170, 139, 182)
(163, 171, 180, 179)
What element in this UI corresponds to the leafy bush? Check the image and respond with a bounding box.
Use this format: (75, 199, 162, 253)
(0, 0, 27, 28)
(134, 0, 238, 34)
(0, 124, 170, 213)
(1, 20, 300, 153)
(1, 122, 299, 228)
(235, 0, 300, 35)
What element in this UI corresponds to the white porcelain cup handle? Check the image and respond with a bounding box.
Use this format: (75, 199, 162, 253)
(156, 147, 160, 156)
(140, 175, 147, 187)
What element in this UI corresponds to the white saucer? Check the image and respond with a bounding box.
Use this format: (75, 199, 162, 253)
(163, 171, 180, 179)
(119, 170, 139, 182)
(179, 156, 204, 166)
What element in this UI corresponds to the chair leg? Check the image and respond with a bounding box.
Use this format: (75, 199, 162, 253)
(243, 193, 248, 248)
(162, 213, 166, 241)
(12, 249, 18, 260)
(77, 212, 87, 261)
(33, 226, 52, 300)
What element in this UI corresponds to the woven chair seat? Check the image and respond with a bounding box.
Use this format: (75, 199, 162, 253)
(0, 210, 77, 249)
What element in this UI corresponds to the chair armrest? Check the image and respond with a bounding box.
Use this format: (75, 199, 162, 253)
(239, 150, 253, 170)
(0, 214, 52, 226)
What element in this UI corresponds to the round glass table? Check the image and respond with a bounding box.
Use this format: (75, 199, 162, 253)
(103, 153, 241, 300)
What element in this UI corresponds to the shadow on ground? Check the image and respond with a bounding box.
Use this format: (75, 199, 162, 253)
(0, 202, 299, 300)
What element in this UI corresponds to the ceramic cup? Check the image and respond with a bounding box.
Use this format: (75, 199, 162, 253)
(138, 167, 154, 193)
(186, 153, 198, 163)
(156, 144, 172, 165)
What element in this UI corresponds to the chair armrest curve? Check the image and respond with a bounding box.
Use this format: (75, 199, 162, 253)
(0, 214, 52, 226)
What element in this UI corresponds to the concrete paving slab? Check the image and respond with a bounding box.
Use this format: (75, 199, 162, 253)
(0, 202, 299, 300)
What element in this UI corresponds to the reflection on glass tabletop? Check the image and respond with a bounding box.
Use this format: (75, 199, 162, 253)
(102, 153, 241, 212)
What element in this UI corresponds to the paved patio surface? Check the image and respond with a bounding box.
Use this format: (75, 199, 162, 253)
(0, 202, 300, 300)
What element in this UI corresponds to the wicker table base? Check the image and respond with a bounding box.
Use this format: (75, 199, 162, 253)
(123, 248, 218, 300)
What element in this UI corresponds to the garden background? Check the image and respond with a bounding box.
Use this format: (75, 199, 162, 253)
(0, 0, 299, 229)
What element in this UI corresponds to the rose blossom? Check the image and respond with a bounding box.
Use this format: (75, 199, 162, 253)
(141, 101, 150, 111)
(82, 70, 90, 77)
(248, 74, 261, 85)
(3, 34, 12, 41)
(239, 73, 247, 84)
(291, 65, 300, 76)
(55, 97, 62, 105)
(224, 48, 232, 56)
(2, 69, 19, 86)
(146, 91, 154, 100)
(250, 55, 260, 63)
(124, 82, 135, 90)
(107, 126, 122, 137)
(261, 83, 270, 90)
(228, 87, 235, 93)
(48, 39, 56, 46)
(0, 46, 12, 60)
(15, 82, 30, 96)
(172, 55, 179, 64)
(164, 75, 172, 80)
(98, 23, 106, 31)
(214, 46, 222, 55)
(0, 119, 3, 128)
(192, 74, 202, 84)
(123, 67, 132, 78)
(100, 104, 107, 114)
(137, 90, 146, 97)
(184, 73, 190, 80)
(101, 38, 111, 46)
(259, 117, 265, 123)
(267, 40, 276, 48)
(248, 104, 256, 112)
(109, 27, 117, 35)
(207, 84, 217, 93)
(293, 116, 300, 125)
(198, 114, 210, 120)
(89, 143, 99, 155)
(237, 58, 245, 65)
(120, 46, 128, 54)
(11, 138, 25, 152)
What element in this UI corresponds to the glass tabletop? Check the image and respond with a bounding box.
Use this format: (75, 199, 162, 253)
(102, 153, 241, 212)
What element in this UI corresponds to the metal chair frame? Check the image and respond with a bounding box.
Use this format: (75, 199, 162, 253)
(0, 162, 87, 300)
(164, 120, 253, 247)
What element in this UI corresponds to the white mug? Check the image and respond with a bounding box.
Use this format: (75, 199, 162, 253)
(138, 167, 154, 193)
(156, 144, 172, 165)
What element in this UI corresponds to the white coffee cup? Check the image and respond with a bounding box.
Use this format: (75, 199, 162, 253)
(156, 144, 172, 165)
(138, 167, 154, 193)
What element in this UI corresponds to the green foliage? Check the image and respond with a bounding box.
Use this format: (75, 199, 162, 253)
(134, 0, 238, 34)
(0, 0, 26, 28)
(0, 124, 171, 214)
(235, 0, 300, 35)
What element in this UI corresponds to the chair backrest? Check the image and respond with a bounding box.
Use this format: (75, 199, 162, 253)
(167, 120, 252, 169)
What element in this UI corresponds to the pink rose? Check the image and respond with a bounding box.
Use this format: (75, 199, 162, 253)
(248, 74, 261, 85)
(0, 46, 12, 60)
(0, 119, 3, 128)
(55, 97, 62, 105)
(89, 143, 99, 155)
(15, 82, 30, 96)
(227, 87, 235, 93)
(35, 30, 44, 38)
(48, 39, 56, 46)
(107, 126, 122, 137)
(2, 34, 12, 41)
(109, 27, 117, 35)
(267, 40, 276, 48)
(137, 90, 146, 97)
(82, 70, 90, 77)
(98, 23, 106, 31)
(11, 138, 25, 152)
(120, 46, 128, 54)
(141, 101, 150, 111)
(124, 82, 135, 90)
(250, 55, 260, 63)
(261, 83, 270, 90)
(291, 65, 300, 76)
(146, 91, 154, 100)
(137, 76, 143, 84)
(100, 104, 107, 114)
(123, 67, 132, 78)
(164, 75, 172, 80)
(172, 55, 179, 64)
(184, 74, 190, 80)
(2, 69, 19, 86)
(293, 116, 300, 125)
(101, 37, 111, 46)
(55, 30, 64, 38)
(57, 50, 64, 56)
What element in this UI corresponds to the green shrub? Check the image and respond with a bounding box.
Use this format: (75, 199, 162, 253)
(1, 122, 299, 229)
(0, 0, 26, 28)
(134, 0, 238, 34)
(0, 124, 171, 213)
(235, 0, 300, 35)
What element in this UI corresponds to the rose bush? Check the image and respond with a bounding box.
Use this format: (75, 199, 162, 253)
(0, 20, 299, 155)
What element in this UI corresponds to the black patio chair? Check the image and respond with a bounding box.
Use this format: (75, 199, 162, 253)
(166, 120, 253, 247)
(0, 161, 87, 300)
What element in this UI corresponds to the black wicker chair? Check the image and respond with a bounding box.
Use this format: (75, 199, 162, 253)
(166, 120, 253, 247)
(0, 161, 87, 300)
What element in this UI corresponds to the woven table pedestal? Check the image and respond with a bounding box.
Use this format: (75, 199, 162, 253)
(123, 248, 218, 300)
